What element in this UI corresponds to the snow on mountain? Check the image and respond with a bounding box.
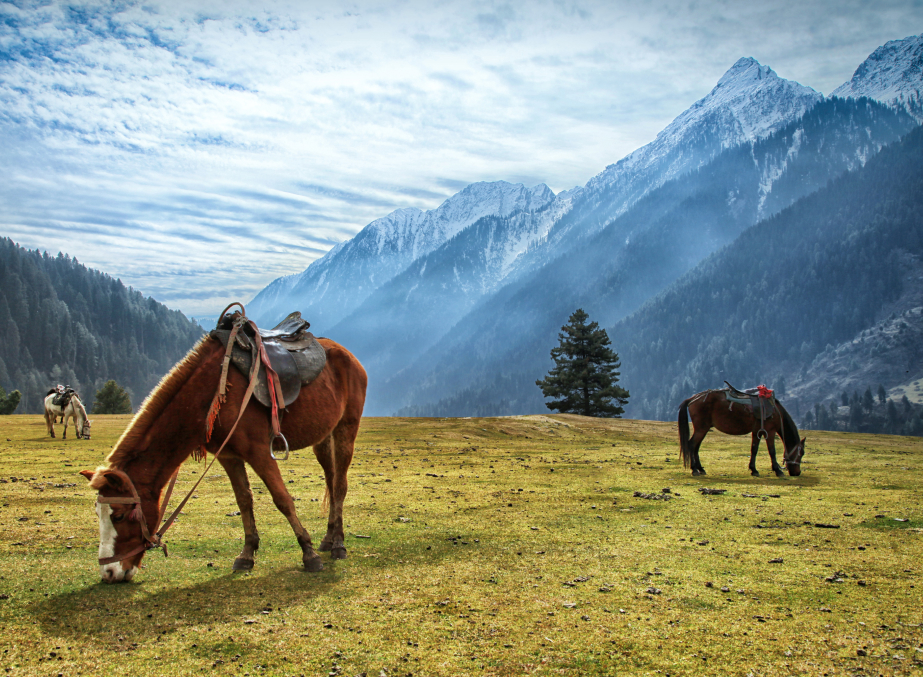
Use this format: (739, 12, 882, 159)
(585, 58, 823, 200)
(832, 34, 923, 121)
(248, 181, 556, 327)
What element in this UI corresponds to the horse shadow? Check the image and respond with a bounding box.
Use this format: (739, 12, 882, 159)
(29, 534, 455, 646)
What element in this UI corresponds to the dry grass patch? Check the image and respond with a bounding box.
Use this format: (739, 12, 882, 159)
(0, 413, 921, 675)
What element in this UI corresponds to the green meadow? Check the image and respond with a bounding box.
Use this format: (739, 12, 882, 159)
(0, 413, 921, 676)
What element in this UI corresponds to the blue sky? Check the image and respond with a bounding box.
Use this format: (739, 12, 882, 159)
(1, 0, 920, 318)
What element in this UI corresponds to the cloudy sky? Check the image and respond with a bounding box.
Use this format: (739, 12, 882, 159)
(1, 0, 920, 318)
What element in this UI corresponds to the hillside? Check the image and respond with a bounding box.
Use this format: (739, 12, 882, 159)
(609, 125, 923, 427)
(0, 239, 204, 414)
(389, 98, 916, 417)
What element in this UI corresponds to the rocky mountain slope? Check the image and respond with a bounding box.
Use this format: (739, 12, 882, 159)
(832, 34, 923, 121)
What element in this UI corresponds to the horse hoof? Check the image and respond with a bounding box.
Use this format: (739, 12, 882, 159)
(303, 555, 324, 572)
(751, 470, 760, 477)
(317, 540, 333, 552)
(233, 557, 254, 571)
(331, 546, 347, 560)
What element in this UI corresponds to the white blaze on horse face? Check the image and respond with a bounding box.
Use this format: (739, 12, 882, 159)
(95, 502, 137, 582)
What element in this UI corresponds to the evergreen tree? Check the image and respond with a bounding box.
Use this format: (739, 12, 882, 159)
(877, 384, 887, 404)
(0, 385, 21, 414)
(93, 379, 132, 414)
(863, 387, 875, 413)
(536, 309, 629, 417)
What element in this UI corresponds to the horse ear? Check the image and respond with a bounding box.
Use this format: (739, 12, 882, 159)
(79, 469, 95, 482)
(801, 436, 807, 445)
(85, 468, 131, 493)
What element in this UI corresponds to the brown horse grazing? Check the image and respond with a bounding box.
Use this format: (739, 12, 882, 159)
(677, 388, 805, 478)
(80, 331, 366, 583)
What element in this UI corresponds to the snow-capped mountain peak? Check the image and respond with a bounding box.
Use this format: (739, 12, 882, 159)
(577, 56, 821, 228)
(831, 33, 923, 121)
(247, 180, 557, 326)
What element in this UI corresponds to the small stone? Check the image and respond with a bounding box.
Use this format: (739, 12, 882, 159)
(857, 649, 867, 656)
(769, 557, 783, 564)
(646, 587, 662, 595)
(720, 587, 730, 593)
(704, 581, 714, 588)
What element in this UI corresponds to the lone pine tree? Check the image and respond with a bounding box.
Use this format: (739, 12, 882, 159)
(536, 308, 629, 417)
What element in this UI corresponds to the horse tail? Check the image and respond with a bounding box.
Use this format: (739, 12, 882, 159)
(678, 397, 694, 469)
(321, 487, 330, 517)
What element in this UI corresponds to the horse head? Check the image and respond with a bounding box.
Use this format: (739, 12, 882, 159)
(79, 419, 92, 439)
(80, 468, 148, 583)
(784, 437, 806, 476)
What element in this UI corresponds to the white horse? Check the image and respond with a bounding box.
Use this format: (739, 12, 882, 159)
(43, 392, 91, 440)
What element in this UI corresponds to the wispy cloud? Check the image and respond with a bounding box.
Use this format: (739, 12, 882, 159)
(0, 0, 918, 316)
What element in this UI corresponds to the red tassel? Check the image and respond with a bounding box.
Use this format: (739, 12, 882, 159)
(757, 385, 774, 399)
(129, 505, 144, 522)
(205, 392, 225, 443)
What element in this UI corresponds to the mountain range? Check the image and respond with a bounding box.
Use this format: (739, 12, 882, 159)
(245, 35, 923, 420)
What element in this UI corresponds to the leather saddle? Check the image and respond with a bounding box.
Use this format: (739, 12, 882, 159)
(210, 311, 327, 409)
(723, 381, 774, 418)
(52, 388, 75, 408)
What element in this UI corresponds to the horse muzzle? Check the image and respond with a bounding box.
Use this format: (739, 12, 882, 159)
(786, 464, 802, 477)
(100, 561, 138, 583)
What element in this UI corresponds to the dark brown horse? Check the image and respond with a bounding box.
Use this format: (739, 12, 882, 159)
(80, 331, 366, 583)
(677, 388, 805, 477)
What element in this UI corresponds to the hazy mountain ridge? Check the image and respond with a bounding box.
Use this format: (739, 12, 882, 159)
(249, 181, 557, 328)
(381, 97, 915, 416)
(612, 124, 923, 421)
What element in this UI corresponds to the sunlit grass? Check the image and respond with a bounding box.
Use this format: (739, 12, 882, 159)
(1, 413, 921, 675)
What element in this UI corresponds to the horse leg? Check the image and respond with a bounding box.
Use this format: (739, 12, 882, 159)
(247, 450, 324, 572)
(748, 433, 761, 476)
(690, 428, 708, 476)
(218, 454, 260, 571)
(766, 434, 785, 477)
(45, 411, 55, 438)
(315, 419, 358, 560)
(62, 415, 68, 440)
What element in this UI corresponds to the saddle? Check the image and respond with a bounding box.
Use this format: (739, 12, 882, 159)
(52, 388, 75, 408)
(210, 311, 327, 409)
(723, 381, 775, 424)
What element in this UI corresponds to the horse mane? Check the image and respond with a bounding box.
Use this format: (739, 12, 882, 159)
(73, 395, 87, 418)
(106, 334, 214, 469)
(776, 400, 800, 448)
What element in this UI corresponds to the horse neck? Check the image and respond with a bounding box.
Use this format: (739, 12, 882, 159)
(776, 403, 797, 450)
(109, 339, 223, 510)
(71, 397, 86, 423)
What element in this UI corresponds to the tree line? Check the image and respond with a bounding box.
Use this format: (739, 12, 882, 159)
(801, 385, 923, 436)
(0, 238, 204, 414)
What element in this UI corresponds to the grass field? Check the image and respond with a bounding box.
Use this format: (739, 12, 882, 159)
(0, 413, 921, 676)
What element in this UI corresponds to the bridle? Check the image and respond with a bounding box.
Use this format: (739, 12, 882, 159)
(96, 468, 179, 565)
(94, 302, 284, 569)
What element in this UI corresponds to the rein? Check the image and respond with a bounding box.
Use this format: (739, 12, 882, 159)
(96, 302, 280, 568)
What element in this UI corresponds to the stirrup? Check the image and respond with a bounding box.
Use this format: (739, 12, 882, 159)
(270, 432, 289, 461)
